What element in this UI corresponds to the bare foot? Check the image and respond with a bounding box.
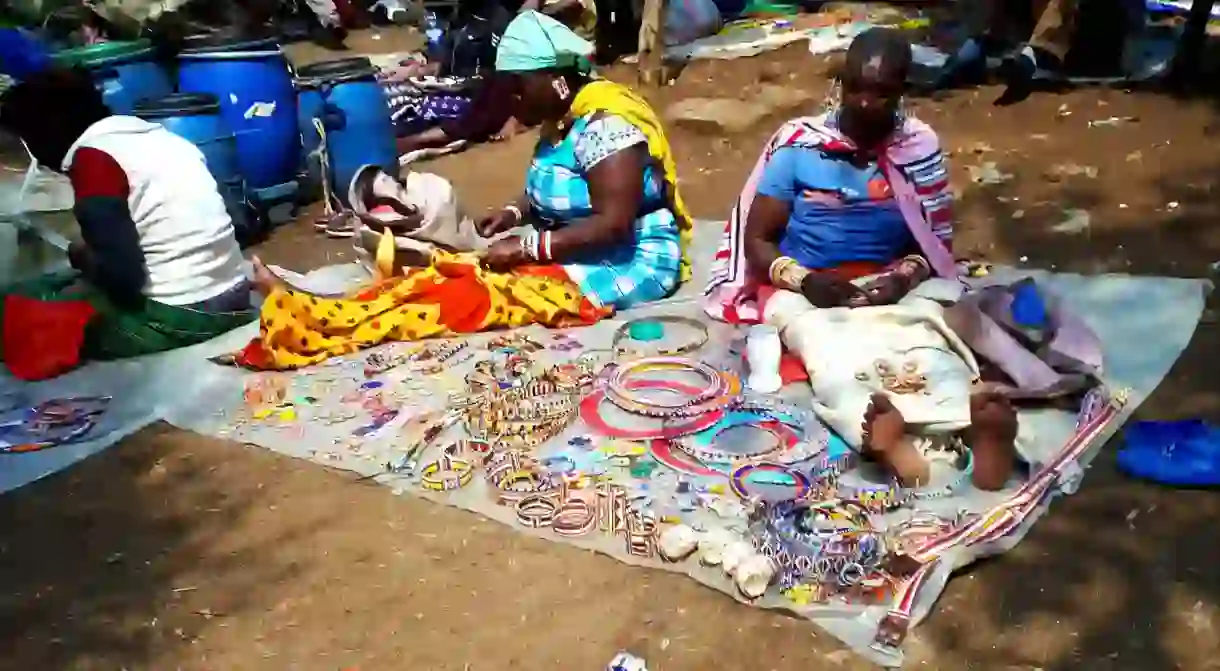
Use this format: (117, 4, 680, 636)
(968, 391, 1018, 491)
(250, 256, 286, 296)
(862, 392, 905, 453)
(862, 393, 929, 487)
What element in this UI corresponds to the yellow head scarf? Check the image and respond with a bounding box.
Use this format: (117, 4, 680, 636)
(569, 80, 694, 282)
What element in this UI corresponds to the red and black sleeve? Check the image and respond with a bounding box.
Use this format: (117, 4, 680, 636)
(68, 147, 148, 304)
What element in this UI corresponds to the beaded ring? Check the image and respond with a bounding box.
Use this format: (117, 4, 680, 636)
(493, 469, 542, 505)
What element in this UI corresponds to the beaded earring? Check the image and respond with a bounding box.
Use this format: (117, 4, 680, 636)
(821, 78, 843, 115)
(894, 95, 909, 126)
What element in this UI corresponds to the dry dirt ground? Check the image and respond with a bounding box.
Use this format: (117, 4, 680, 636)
(5, 30, 1220, 671)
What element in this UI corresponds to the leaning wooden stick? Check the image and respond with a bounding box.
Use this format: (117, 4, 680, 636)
(637, 0, 666, 87)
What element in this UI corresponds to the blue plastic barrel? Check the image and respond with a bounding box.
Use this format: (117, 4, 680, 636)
(132, 93, 241, 188)
(296, 57, 398, 205)
(53, 40, 173, 114)
(177, 35, 299, 191)
(132, 92, 266, 246)
(0, 28, 52, 80)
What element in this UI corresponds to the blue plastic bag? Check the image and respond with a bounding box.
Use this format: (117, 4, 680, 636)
(0, 28, 51, 80)
(665, 0, 723, 47)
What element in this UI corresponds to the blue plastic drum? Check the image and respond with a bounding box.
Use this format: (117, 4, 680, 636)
(53, 40, 173, 114)
(177, 34, 299, 191)
(132, 93, 241, 188)
(296, 57, 398, 205)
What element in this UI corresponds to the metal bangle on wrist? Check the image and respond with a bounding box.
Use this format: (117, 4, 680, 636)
(768, 256, 810, 292)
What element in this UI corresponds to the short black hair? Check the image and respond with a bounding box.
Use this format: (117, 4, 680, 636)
(844, 27, 913, 85)
(0, 67, 109, 135)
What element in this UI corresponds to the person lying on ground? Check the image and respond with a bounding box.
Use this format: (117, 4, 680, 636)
(231, 11, 692, 370)
(385, 0, 523, 155)
(390, 0, 597, 157)
(714, 28, 1018, 490)
(0, 68, 255, 376)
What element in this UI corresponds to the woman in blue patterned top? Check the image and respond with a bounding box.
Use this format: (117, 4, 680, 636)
(473, 11, 694, 311)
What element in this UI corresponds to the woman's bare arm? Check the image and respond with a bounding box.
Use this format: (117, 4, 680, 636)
(744, 194, 792, 281)
(546, 146, 646, 259)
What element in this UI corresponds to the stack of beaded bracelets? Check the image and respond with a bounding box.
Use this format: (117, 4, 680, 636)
(605, 357, 740, 419)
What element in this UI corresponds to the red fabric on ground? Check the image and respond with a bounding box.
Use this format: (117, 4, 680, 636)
(3, 295, 96, 381)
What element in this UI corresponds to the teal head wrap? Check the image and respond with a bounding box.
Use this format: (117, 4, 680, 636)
(495, 10, 595, 73)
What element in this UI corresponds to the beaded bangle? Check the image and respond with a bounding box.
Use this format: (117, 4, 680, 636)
(754, 499, 884, 589)
(552, 495, 597, 537)
(420, 456, 474, 491)
(442, 439, 491, 460)
(729, 462, 812, 502)
(484, 450, 537, 484)
(611, 316, 710, 357)
(516, 493, 559, 528)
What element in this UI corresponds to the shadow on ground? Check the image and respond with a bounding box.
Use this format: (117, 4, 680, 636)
(0, 426, 309, 669)
(913, 86, 1220, 670)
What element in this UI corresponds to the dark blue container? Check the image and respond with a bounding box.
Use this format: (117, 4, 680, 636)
(296, 57, 398, 206)
(133, 93, 241, 187)
(133, 92, 265, 246)
(53, 40, 173, 114)
(176, 34, 300, 191)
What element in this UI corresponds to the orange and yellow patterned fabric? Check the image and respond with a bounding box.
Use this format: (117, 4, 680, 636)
(235, 250, 610, 370)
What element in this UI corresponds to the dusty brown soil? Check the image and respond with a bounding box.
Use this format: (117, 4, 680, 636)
(4, 32, 1220, 671)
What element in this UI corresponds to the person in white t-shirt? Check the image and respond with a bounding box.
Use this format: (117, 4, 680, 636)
(0, 68, 254, 374)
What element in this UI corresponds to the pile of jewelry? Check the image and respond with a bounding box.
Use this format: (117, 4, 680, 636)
(751, 499, 891, 601)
